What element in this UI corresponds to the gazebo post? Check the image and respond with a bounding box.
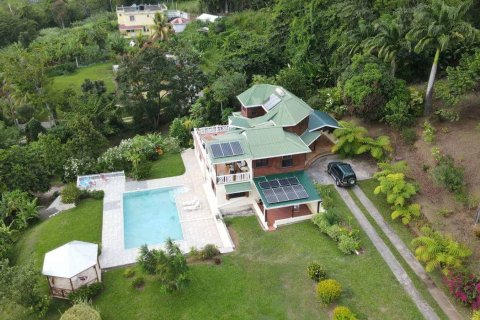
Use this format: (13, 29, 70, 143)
(69, 278, 74, 292)
(93, 264, 100, 282)
(46, 276, 53, 296)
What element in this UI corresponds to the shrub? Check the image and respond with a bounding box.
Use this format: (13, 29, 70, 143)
(432, 154, 465, 193)
(316, 279, 342, 305)
(188, 247, 201, 260)
(61, 183, 81, 204)
(473, 225, 480, 239)
(472, 310, 480, 320)
(338, 234, 360, 254)
(333, 306, 357, 320)
(307, 263, 327, 282)
(68, 282, 104, 303)
(444, 272, 480, 309)
(422, 121, 436, 144)
(123, 268, 135, 278)
(391, 203, 421, 225)
(316, 185, 334, 210)
(400, 128, 418, 146)
(60, 302, 101, 320)
(312, 213, 330, 233)
(131, 276, 145, 289)
(201, 244, 220, 260)
(326, 224, 343, 241)
(137, 244, 158, 275)
(435, 109, 460, 122)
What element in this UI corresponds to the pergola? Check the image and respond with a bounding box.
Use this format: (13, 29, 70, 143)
(42, 241, 101, 299)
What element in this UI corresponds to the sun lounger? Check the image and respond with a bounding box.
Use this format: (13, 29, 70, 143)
(182, 198, 199, 207)
(184, 202, 201, 211)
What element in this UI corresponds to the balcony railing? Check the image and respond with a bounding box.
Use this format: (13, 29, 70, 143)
(216, 172, 251, 185)
(195, 125, 230, 135)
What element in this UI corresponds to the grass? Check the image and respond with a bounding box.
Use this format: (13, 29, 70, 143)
(92, 186, 424, 320)
(146, 153, 185, 179)
(357, 179, 471, 318)
(11, 185, 427, 319)
(347, 188, 449, 319)
(50, 62, 115, 93)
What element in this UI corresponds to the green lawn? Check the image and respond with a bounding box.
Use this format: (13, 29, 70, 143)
(357, 179, 470, 318)
(50, 62, 115, 93)
(147, 153, 185, 179)
(11, 185, 426, 319)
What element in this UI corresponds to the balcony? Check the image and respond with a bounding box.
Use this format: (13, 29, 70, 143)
(195, 125, 230, 135)
(216, 172, 251, 185)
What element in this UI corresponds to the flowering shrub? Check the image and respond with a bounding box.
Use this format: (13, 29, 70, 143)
(333, 306, 357, 320)
(444, 272, 480, 309)
(316, 279, 342, 305)
(63, 157, 97, 182)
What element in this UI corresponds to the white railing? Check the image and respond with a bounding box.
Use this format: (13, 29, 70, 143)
(195, 125, 230, 135)
(216, 172, 251, 185)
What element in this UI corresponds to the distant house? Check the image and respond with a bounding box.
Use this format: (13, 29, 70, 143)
(196, 13, 221, 23)
(192, 84, 340, 230)
(170, 17, 190, 33)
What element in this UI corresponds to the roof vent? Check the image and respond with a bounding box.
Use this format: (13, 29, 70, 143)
(275, 87, 285, 96)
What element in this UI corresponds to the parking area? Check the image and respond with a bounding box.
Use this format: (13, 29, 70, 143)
(306, 154, 378, 185)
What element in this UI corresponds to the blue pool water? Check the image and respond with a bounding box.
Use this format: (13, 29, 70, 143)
(123, 187, 184, 249)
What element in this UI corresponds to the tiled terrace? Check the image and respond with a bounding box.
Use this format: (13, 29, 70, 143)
(95, 149, 234, 269)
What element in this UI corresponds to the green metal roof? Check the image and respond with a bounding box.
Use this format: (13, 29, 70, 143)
(236, 84, 312, 127)
(224, 182, 252, 194)
(308, 110, 340, 132)
(205, 132, 252, 164)
(253, 170, 321, 209)
(244, 127, 311, 160)
(300, 131, 321, 146)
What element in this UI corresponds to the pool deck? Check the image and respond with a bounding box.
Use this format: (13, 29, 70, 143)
(98, 149, 235, 269)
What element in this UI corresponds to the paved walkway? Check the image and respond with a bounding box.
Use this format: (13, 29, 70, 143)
(352, 187, 462, 320)
(335, 186, 440, 320)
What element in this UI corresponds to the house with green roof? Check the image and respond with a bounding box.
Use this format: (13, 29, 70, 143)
(192, 84, 340, 230)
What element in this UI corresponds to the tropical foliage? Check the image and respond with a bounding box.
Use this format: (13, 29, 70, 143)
(412, 226, 472, 275)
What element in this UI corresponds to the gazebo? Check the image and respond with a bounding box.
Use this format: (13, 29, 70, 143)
(42, 241, 101, 299)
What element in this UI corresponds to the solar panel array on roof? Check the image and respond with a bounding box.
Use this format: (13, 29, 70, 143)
(259, 176, 309, 204)
(210, 141, 245, 159)
(263, 94, 281, 111)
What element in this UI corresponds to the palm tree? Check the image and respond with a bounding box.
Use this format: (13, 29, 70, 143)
(407, 0, 476, 115)
(151, 12, 172, 42)
(412, 226, 472, 275)
(364, 14, 409, 76)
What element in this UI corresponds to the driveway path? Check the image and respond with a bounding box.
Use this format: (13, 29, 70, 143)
(352, 187, 462, 320)
(335, 186, 440, 320)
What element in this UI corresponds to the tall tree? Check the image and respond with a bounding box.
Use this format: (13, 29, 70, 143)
(151, 12, 172, 42)
(364, 13, 410, 76)
(407, 0, 477, 115)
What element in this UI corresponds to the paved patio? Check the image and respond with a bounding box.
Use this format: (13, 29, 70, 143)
(97, 149, 234, 269)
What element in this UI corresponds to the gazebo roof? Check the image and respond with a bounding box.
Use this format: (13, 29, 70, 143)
(42, 241, 98, 278)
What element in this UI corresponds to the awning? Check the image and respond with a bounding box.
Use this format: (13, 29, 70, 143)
(253, 170, 321, 209)
(301, 131, 321, 146)
(225, 182, 252, 194)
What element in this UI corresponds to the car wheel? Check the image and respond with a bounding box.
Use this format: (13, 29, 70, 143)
(335, 179, 340, 186)
(348, 178, 356, 186)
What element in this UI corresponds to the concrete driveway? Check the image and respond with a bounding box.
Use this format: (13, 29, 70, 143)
(306, 154, 378, 185)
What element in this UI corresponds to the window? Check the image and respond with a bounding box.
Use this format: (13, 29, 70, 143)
(255, 159, 268, 168)
(281, 155, 293, 167)
(129, 15, 135, 21)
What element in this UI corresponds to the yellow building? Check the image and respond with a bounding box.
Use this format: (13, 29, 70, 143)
(116, 4, 168, 38)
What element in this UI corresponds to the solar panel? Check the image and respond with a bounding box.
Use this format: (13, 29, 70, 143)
(263, 94, 281, 110)
(220, 142, 233, 157)
(278, 178, 290, 187)
(292, 184, 309, 199)
(288, 177, 300, 185)
(259, 181, 271, 189)
(282, 186, 298, 201)
(211, 144, 223, 158)
(269, 180, 280, 188)
(230, 141, 244, 155)
(263, 189, 279, 204)
(273, 188, 288, 202)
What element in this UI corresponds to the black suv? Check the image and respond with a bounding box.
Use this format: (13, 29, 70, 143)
(327, 162, 357, 187)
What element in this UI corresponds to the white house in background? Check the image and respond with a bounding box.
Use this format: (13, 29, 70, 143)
(196, 13, 221, 23)
(170, 17, 190, 33)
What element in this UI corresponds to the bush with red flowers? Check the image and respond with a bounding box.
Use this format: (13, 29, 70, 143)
(444, 272, 480, 309)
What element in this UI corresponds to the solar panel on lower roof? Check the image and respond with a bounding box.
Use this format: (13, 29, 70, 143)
(282, 186, 298, 201)
(210, 143, 223, 158)
(269, 180, 280, 188)
(292, 184, 309, 199)
(263, 189, 279, 204)
(288, 177, 300, 185)
(273, 188, 288, 202)
(278, 178, 290, 187)
(259, 181, 271, 189)
(220, 142, 234, 157)
(230, 141, 244, 155)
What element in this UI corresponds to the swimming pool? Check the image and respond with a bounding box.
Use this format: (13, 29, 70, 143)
(123, 187, 184, 249)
